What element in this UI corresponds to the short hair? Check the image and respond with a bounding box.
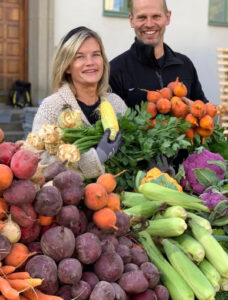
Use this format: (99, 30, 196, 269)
(130, 0, 168, 14)
(51, 26, 110, 97)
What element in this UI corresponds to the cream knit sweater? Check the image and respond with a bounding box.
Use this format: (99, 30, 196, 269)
(32, 84, 128, 179)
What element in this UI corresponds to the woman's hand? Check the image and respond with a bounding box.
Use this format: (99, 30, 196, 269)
(182, 97, 193, 106)
(96, 129, 122, 163)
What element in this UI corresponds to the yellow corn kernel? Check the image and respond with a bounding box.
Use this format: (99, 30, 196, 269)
(100, 99, 119, 141)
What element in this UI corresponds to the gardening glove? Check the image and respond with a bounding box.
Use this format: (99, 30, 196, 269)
(96, 129, 122, 163)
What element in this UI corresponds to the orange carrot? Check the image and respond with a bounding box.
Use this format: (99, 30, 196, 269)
(7, 279, 30, 292)
(0, 295, 7, 300)
(20, 296, 29, 300)
(4, 243, 36, 268)
(0, 266, 16, 276)
(23, 288, 64, 300)
(38, 215, 54, 226)
(0, 276, 20, 300)
(24, 278, 43, 288)
(6, 272, 30, 280)
(106, 193, 121, 212)
(93, 207, 117, 230)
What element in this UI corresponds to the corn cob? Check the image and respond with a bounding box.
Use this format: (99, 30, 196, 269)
(138, 182, 209, 212)
(100, 99, 119, 141)
(162, 238, 215, 300)
(220, 277, 228, 291)
(138, 231, 194, 300)
(174, 233, 205, 263)
(123, 200, 164, 218)
(198, 259, 221, 292)
(120, 191, 149, 207)
(146, 218, 187, 237)
(187, 212, 212, 234)
(189, 220, 228, 279)
(154, 205, 187, 220)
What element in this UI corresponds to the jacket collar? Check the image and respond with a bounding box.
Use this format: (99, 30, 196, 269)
(130, 37, 184, 68)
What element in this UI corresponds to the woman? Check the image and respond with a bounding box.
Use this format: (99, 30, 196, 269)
(32, 26, 127, 179)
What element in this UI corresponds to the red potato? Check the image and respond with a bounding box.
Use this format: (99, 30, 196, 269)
(81, 272, 99, 290)
(20, 221, 41, 244)
(89, 281, 115, 300)
(140, 262, 161, 289)
(53, 170, 85, 205)
(75, 232, 102, 264)
(3, 179, 36, 206)
(154, 285, 170, 300)
(56, 205, 80, 227)
(0, 142, 22, 165)
(41, 226, 75, 262)
(131, 247, 149, 266)
(10, 204, 37, 228)
(57, 258, 82, 285)
(71, 280, 92, 300)
(132, 289, 158, 300)
(34, 186, 63, 216)
(94, 251, 124, 282)
(10, 149, 40, 179)
(25, 254, 58, 295)
(56, 285, 72, 300)
(118, 270, 149, 294)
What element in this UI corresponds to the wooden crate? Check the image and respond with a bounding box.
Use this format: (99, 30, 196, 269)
(217, 48, 228, 138)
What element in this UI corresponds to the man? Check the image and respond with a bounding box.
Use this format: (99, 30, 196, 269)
(109, 0, 208, 108)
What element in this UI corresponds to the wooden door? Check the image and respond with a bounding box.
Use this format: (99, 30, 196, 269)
(0, 0, 28, 95)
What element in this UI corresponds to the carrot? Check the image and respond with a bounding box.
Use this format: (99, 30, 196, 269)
(0, 276, 20, 300)
(24, 278, 43, 288)
(23, 288, 64, 300)
(0, 266, 16, 276)
(0, 197, 8, 219)
(20, 296, 29, 300)
(93, 207, 117, 230)
(7, 279, 31, 292)
(106, 192, 121, 212)
(6, 272, 30, 280)
(0, 296, 7, 300)
(38, 215, 54, 226)
(4, 243, 36, 268)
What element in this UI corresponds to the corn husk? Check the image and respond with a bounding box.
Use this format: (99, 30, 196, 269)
(26, 132, 45, 150)
(56, 143, 80, 165)
(39, 124, 62, 144)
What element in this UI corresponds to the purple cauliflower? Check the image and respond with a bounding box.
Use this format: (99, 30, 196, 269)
(181, 149, 225, 195)
(200, 189, 228, 210)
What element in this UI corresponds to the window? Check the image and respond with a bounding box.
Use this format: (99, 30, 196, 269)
(103, 0, 131, 18)
(209, 0, 228, 26)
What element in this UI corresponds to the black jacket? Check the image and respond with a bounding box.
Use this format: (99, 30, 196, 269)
(110, 38, 208, 108)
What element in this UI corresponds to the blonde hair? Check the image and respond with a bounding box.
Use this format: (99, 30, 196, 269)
(51, 26, 110, 97)
(130, 0, 168, 14)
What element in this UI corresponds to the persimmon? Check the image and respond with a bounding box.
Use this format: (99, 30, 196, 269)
(156, 98, 171, 114)
(0, 164, 13, 190)
(159, 87, 173, 100)
(199, 114, 213, 130)
(147, 102, 157, 118)
(147, 90, 162, 103)
(171, 98, 188, 118)
(190, 100, 206, 118)
(173, 82, 188, 97)
(167, 77, 180, 92)
(185, 113, 198, 128)
(205, 102, 217, 118)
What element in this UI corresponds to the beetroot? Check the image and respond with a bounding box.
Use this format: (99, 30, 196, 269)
(27, 241, 43, 254)
(132, 289, 157, 300)
(20, 221, 41, 244)
(118, 236, 133, 248)
(10, 149, 40, 179)
(81, 272, 99, 289)
(124, 263, 139, 273)
(154, 285, 169, 300)
(40, 222, 58, 236)
(115, 244, 132, 263)
(71, 280, 92, 300)
(0, 235, 11, 260)
(75, 232, 102, 264)
(3, 179, 36, 206)
(101, 240, 115, 253)
(56, 285, 72, 300)
(42, 160, 67, 182)
(140, 262, 161, 289)
(100, 233, 119, 247)
(58, 258, 82, 285)
(0, 142, 22, 165)
(34, 186, 63, 216)
(41, 226, 75, 261)
(131, 247, 149, 266)
(53, 170, 85, 205)
(118, 270, 149, 294)
(10, 204, 37, 228)
(69, 210, 88, 236)
(94, 251, 124, 282)
(89, 281, 115, 300)
(115, 212, 131, 237)
(25, 254, 58, 294)
(56, 205, 80, 227)
(111, 282, 127, 300)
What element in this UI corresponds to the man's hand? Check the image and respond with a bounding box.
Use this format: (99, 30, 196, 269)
(96, 129, 122, 163)
(181, 97, 193, 106)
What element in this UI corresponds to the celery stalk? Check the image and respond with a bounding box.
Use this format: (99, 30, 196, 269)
(162, 239, 215, 300)
(138, 231, 194, 300)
